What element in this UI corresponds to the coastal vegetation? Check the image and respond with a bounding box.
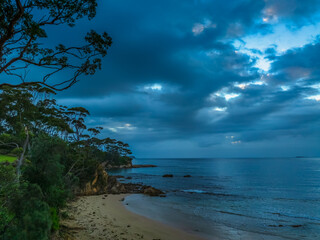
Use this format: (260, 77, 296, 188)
(0, 84, 133, 239)
(0, 155, 16, 163)
(0, 0, 132, 239)
(0, 85, 134, 239)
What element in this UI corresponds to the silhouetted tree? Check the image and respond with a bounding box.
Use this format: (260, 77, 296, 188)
(0, 0, 112, 91)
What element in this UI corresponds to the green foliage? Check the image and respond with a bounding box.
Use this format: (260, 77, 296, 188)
(0, 1, 135, 238)
(24, 134, 70, 208)
(0, 87, 73, 138)
(50, 208, 60, 231)
(4, 183, 52, 240)
(0, 154, 16, 163)
(118, 156, 132, 165)
(0, 82, 133, 239)
(10, 147, 23, 156)
(0, 205, 14, 235)
(0, 165, 17, 235)
(0, 166, 52, 239)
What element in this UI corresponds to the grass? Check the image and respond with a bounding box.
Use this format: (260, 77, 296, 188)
(0, 155, 17, 163)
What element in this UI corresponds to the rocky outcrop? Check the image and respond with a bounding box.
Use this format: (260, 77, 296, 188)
(183, 175, 191, 178)
(77, 165, 126, 195)
(131, 164, 157, 168)
(105, 162, 133, 169)
(113, 175, 125, 178)
(105, 163, 157, 169)
(162, 174, 173, 177)
(143, 186, 165, 196)
(77, 164, 165, 197)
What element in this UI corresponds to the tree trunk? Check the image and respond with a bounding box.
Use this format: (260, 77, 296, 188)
(17, 127, 29, 181)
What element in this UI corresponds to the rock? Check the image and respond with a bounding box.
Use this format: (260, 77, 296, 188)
(292, 225, 302, 228)
(110, 183, 126, 194)
(77, 164, 128, 195)
(143, 186, 165, 196)
(105, 161, 133, 169)
(162, 174, 173, 178)
(131, 164, 157, 168)
(126, 176, 132, 179)
(269, 224, 284, 227)
(106, 163, 157, 169)
(183, 175, 191, 178)
(114, 175, 125, 178)
(78, 165, 109, 195)
(77, 164, 165, 197)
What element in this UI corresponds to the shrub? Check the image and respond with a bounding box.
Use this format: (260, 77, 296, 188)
(10, 147, 23, 156)
(0, 165, 17, 235)
(4, 183, 52, 240)
(23, 134, 70, 208)
(50, 208, 59, 231)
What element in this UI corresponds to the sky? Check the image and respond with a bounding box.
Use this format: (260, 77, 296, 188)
(52, 0, 320, 158)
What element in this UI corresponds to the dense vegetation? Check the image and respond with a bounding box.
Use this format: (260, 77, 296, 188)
(0, 0, 132, 239)
(0, 86, 133, 239)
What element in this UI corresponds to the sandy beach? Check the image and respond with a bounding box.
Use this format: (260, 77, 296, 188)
(60, 194, 205, 240)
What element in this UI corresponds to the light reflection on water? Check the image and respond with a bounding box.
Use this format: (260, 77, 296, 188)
(109, 158, 320, 240)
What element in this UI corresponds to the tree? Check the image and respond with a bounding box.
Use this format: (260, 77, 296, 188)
(0, 0, 112, 91)
(0, 86, 72, 179)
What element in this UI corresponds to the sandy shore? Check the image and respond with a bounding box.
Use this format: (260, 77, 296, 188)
(60, 194, 205, 240)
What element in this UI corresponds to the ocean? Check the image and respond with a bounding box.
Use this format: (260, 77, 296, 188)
(109, 158, 320, 240)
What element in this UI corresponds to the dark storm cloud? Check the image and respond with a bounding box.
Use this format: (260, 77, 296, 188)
(54, 0, 320, 157)
(270, 39, 320, 85)
(264, 0, 320, 24)
(57, 0, 268, 97)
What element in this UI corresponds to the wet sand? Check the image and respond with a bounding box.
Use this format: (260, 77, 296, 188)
(60, 194, 288, 240)
(60, 194, 205, 240)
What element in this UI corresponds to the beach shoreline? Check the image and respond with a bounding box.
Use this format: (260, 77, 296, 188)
(60, 194, 206, 240)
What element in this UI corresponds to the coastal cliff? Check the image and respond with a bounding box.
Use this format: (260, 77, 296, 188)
(77, 164, 164, 197)
(57, 165, 167, 239)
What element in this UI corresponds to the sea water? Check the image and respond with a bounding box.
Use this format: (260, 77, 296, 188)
(109, 158, 320, 240)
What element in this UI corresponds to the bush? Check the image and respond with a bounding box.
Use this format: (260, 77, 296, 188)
(50, 207, 59, 231)
(0, 165, 17, 235)
(23, 134, 70, 208)
(0, 206, 14, 235)
(10, 147, 23, 156)
(4, 183, 52, 240)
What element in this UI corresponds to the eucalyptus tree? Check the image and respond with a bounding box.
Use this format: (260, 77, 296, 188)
(0, 0, 112, 90)
(0, 86, 72, 177)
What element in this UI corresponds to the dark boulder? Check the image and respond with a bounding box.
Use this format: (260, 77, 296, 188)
(77, 164, 166, 197)
(114, 175, 125, 178)
(132, 164, 157, 168)
(143, 186, 165, 196)
(162, 174, 173, 178)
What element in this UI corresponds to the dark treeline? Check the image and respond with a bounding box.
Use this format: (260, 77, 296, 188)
(0, 85, 133, 239)
(0, 0, 130, 239)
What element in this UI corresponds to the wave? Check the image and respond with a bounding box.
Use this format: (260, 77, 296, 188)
(179, 189, 262, 200)
(267, 212, 320, 222)
(182, 189, 208, 194)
